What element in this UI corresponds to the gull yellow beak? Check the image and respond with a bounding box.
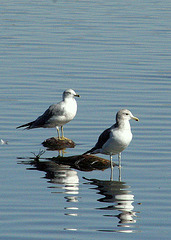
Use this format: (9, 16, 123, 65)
(75, 94, 80, 97)
(132, 116, 139, 121)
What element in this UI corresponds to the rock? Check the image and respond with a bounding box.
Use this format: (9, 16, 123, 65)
(42, 137, 76, 150)
(50, 154, 115, 171)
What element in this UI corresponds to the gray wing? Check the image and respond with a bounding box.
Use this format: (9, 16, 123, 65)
(17, 103, 63, 129)
(84, 123, 118, 154)
(84, 127, 112, 154)
(30, 103, 63, 128)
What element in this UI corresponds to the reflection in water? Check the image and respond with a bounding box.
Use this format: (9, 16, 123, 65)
(48, 164, 80, 218)
(49, 165, 79, 193)
(18, 151, 139, 233)
(18, 155, 80, 221)
(84, 175, 139, 233)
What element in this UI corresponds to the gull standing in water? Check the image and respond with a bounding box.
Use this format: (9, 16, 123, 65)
(17, 89, 80, 139)
(83, 109, 139, 180)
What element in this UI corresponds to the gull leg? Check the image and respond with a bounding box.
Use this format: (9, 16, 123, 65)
(61, 126, 64, 139)
(110, 155, 113, 181)
(118, 152, 121, 169)
(56, 126, 60, 139)
(60, 126, 69, 140)
(119, 164, 121, 181)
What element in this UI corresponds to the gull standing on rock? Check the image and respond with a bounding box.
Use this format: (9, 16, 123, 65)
(17, 89, 80, 139)
(83, 109, 139, 180)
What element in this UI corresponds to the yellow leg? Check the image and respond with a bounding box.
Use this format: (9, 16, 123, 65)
(56, 126, 60, 138)
(60, 126, 70, 140)
(61, 126, 64, 139)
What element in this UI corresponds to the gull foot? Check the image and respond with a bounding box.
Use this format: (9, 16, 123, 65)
(58, 137, 70, 141)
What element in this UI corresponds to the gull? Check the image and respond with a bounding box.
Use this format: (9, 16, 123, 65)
(83, 109, 139, 180)
(16, 89, 80, 139)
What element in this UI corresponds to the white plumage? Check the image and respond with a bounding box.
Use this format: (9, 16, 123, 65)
(84, 109, 139, 179)
(17, 89, 80, 139)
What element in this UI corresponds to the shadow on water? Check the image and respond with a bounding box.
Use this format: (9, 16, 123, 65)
(18, 149, 140, 233)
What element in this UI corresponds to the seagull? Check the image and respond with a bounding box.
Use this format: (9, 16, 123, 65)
(83, 109, 139, 180)
(16, 89, 80, 139)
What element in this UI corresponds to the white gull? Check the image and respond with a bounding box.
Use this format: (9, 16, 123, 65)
(17, 89, 80, 139)
(84, 109, 139, 179)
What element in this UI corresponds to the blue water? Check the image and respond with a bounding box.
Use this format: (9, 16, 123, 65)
(0, 0, 171, 239)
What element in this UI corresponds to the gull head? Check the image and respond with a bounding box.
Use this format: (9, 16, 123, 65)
(116, 109, 139, 122)
(63, 89, 80, 99)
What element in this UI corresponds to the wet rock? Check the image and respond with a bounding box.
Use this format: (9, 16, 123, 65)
(50, 154, 115, 171)
(42, 137, 76, 150)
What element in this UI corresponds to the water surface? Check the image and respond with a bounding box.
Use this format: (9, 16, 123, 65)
(0, 0, 171, 239)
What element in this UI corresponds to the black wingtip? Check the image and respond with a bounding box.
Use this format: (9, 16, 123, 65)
(16, 123, 30, 129)
(83, 148, 95, 155)
(16, 120, 35, 130)
(16, 125, 24, 129)
(82, 150, 90, 155)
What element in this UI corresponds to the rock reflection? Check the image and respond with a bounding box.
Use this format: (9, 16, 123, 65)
(84, 175, 138, 233)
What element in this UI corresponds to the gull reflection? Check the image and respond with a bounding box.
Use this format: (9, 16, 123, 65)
(18, 157, 79, 199)
(49, 165, 79, 195)
(18, 147, 115, 230)
(18, 153, 80, 221)
(18, 150, 111, 199)
(84, 174, 138, 233)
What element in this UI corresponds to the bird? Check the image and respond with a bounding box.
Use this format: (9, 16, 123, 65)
(16, 89, 80, 139)
(83, 109, 139, 180)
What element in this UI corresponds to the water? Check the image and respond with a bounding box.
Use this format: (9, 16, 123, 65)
(1, 0, 171, 239)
